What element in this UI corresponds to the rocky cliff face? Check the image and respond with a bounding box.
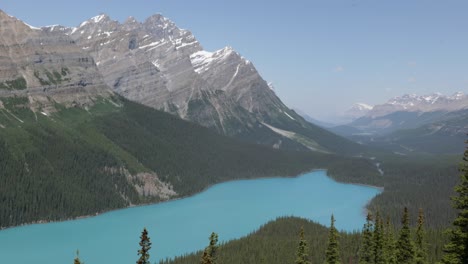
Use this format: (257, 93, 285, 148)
(55, 14, 291, 136)
(0, 10, 112, 111)
(45, 13, 353, 152)
(1, 12, 361, 153)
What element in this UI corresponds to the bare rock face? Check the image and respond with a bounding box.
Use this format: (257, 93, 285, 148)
(0, 10, 112, 110)
(4, 12, 356, 153)
(62, 14, 294, 137)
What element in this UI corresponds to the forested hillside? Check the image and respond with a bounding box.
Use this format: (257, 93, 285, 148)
(0, 96, 380, 228)
(160, 216, 447, 264)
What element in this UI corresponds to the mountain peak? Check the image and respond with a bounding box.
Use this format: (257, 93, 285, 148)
(354, 103, 373, 110)
(451, 91, 465, 100)
(190, 46, 242, 74)
(79, 14, 111, 28)
(0, 9, 41, 31)
(143, 13, 173, 28)
(91, 14, 109, 23)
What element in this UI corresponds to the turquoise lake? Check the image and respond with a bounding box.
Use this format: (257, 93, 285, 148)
(0, 170, 381, 263)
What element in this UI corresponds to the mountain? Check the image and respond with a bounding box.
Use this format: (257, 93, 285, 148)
(333, 92, 468, 135)
(330, 92, 468, 154)
(0, 10, 112, 110)
(368, 92, 467, 118)
(0, 11, 378, 228)
(363, 109, 468, 154)
(344, 103, 373, 120)
(42, 13, 362, 154)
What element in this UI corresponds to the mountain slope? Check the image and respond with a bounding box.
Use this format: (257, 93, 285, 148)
(44, 14, 363, 154)
(0, 10, 112, 110)
(0, 10, 376, 228)
(0, 94, 381, 228)
(338, 92, 468, 136)
(367, 109, 468, 154)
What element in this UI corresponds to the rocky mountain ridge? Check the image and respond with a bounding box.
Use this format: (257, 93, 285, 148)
(39, 12, 360, 153)
(0, 10, 112, 112)
(364, 92, 467, 118)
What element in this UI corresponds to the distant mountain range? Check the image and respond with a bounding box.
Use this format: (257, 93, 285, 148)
(330, 92, 468, 154)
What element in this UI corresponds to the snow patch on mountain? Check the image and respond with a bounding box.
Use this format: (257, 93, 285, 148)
(190, 47, 236, 74)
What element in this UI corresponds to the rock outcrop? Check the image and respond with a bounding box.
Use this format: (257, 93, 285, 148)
(0, 10, 112, 111)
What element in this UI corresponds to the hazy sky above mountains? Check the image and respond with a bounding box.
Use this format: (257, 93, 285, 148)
(2, 0, 467, 120)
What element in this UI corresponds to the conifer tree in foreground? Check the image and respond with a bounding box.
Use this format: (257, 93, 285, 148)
(440, 143, 468, 264)
(295, 226, 311, 264)
(396, 207, 415, 264)
(74, 250, 83, 264)
(373, 212, 385, 264)
(415, 209, 428, 264)
(359, 212, 374, 264)
(383, 217, 397, 264)
(325, 215, 341, 264)
(137, 228, 152, 264)
(201, 232, 219, 264)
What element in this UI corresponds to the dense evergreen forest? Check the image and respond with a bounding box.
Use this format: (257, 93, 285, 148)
(0, 96, 379, 228)
(159, 215, 446, 264)
(0, 95, 464, 264)
(157, 145, 468, 264)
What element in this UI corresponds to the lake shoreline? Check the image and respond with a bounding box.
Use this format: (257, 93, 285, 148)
(0, 168, 383, 231)
(0, 170, 383, 264)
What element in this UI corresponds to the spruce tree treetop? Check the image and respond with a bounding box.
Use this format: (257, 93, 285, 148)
(440, 143, 468, 264)
(325, 214, 341, 264)
(396, 207, 415, 264)
(373, 211, 385, 264)
(74, 250, 83, 264)
(415, 208, 428, 264)
(137, 227, 152, 264)
(201, 232, 219, 264)
(295, 226, 311, 264)
(359, 212, 374, 264)
(383, 217, 397, 264)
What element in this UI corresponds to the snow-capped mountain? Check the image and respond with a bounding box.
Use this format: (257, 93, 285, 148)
(40, 12, 360, 153)
(367, 92, 468, 117)
(332, 91, 468, 138)
(344, 103, 374, 119)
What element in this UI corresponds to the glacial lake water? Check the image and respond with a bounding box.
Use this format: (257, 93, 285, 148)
(0, 170, 381, 264)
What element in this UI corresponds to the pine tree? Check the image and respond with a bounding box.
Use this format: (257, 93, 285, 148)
(325, 214, 341, 264)
(383, 217, 397, 264)
(201, 232, 219, 264)
(373, 212, 385, 264)
(74, 250, 83, 264)
(396, 207, 414, 264)
(137, 228, 152, 264)
(295, 226, 311, 264)
(359, 212, 374, 264)
(415, 209, 428, 264)
(440, 144, 468, 264)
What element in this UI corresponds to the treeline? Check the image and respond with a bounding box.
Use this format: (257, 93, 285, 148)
(162, 145, 468, 264)
(94, 99, 383, 197)
(160, 213, 445, 264)
(0, 95, 462, 235)
(0, 97, 380, 228)
(329, 153, 459, 228)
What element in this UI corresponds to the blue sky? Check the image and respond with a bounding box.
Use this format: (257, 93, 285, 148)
(2, 0, 467, 120)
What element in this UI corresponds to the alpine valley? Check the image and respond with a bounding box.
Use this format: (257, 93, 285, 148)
(0, 10, 369, 228)
(0, 9, 465, 264)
